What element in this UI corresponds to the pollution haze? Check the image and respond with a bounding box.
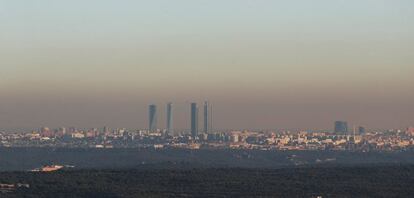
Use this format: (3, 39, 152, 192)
(0, 0, 413, 131)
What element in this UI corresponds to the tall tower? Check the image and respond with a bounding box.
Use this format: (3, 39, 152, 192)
(103, 126, 109, 135)
(191, 103, 199, 138)
(149, 104, 157, 132)
(166, 103, 173, 135)
(334, 121, 348, 134)
(203, 101, 212, 133)
(358, 126, 366, 134)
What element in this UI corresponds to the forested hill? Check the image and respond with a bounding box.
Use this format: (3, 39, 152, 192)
(1, 147, 414, 171)
(1, 165, 414, 198)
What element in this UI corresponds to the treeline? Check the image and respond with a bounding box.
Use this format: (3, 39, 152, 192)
(1, 165, 414, 197)
(2, 147, 414, 171)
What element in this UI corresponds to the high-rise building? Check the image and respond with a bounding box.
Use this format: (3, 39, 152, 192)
(166, 103, 173, 135)
(406, 127, 414, 136)
(56, 127, 66, 137)
(149, 104, 157, 132)
(191, 103, 199, 137)
(103, 126, 109, 135)
(40, 127, 53, 138)
(203, 101, 212, 133)
(358, 126, 366, 134)
(334, 121, 348, 134)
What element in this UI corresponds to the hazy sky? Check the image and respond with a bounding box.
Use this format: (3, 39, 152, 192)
(0, 0, 413, 131)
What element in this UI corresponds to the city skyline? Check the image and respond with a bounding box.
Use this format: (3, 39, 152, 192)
(1, 2, 414, 197)
(0, 1, 413, 130)
(5, 104, 395, 134)
(0, 100, 412, 132)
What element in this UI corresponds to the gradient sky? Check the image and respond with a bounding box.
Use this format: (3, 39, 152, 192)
(0, 0, 413, 131)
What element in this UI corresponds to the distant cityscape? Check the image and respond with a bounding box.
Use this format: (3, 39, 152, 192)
(1, 101, 414, 152)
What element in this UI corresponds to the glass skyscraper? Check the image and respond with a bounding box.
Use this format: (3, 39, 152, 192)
(204, 101, 212, 133)
(334, 121, 348, 134)
(166, 103, 173, 135)
(149, 104, 157, 132)
(191, 103, 199, 138)
(358, 126, 366, 134)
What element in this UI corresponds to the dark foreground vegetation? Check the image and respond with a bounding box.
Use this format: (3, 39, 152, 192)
(2, 147, 414, 171)
(1, 165, 414, 198)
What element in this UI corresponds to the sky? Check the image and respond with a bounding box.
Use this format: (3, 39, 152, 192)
(0, 0, 413, 131)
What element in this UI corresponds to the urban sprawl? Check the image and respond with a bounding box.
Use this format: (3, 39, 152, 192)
(1, 102, 414, 152)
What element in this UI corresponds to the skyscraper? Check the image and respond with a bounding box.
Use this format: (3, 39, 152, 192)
(166, 103, 173, 135)
(334, 121, 348, 134)
(191, 103, 199, 138)
(102, 126, 109, 135)
(149, 104, 157, 132)
(358, 126, 366, 134)
(203, 101, 212, 133)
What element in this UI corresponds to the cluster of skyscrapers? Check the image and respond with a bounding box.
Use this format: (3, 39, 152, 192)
(335, 121, 365, 135)
(150, 107, 363, 136)
(149, 102, 212, 137)
(334, 121, 348, 134)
